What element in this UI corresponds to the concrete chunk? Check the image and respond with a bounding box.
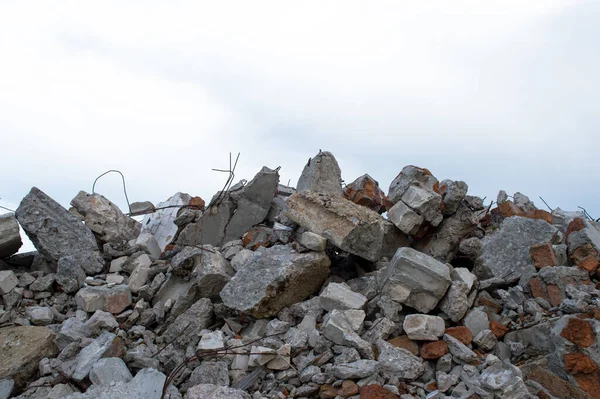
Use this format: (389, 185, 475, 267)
(387, 201, 424, 235)
(0, 271, 18, 295)
(319, 282, 367, 311)
(16, 187, 104, 274)
(220, 245, 329, 318)
(140, 192, 192, 252)
(0, 214, 21, 259)
(380, 247, 451, 313)
(403, 314, 446, 341)
(297, 151, 343, 197)
(70, 191, 141, 246)
(285, 191, 389, 262)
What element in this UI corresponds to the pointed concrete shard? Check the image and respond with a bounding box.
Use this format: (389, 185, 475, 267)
(297, 151, 343, 197)
(380, 247, 451, 313)
(285, 191, 389, 262)
(0, 214, 22, 259)
(220, 245, 330, 318)
(15, 187, 104, 274)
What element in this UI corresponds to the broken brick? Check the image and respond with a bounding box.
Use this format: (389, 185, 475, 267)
(445, 326, 473, 345)
(560, 318, 595, 348)
(489, 320, 509, 338)
(566, 217, 586, 238)
(421, 340, 448, 360)
(578, 255, 599, 273)
(564, 353, 598, 374)
(529, 243, 558, 269)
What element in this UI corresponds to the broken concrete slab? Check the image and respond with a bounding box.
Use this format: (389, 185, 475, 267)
(474, 216, 558, 282)
(70, 191, 141, 246)
(380, 247, 451, 313)
(401, 185, 443, 226)
(220, 245, 330, 318)
(0, 326, 58, 390)
(299, 231, 327, 252)
(285, 191, 389, 262)
(297, 151, 343, 197)
(15, 187, 104, 274)
(0, 214, 21, 259)
(376, 339, 425, 380)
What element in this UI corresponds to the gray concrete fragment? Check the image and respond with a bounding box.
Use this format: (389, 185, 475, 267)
(129, 201, 155, 216)
(285, 191, 389, 262)
(474, 216, 558, 282)
(299, 231, 327, 251)
(25, 306, 54, 326)
(0, 270, 18, 295)
(331, 360, 379, 379)
(388, 165, 439, 205)
(322, 310, 373, 357)
(463, 308, 490, 338)
(220, 245, 330, 318)
(319, 282, 367, 311)
(161, 298, 213, 349)
(69, 331, 119, 381)
(140, 192, 192, 251)
(189, 362, 229, 387)
(171, 246, 234, 298)
(56, 256, 87, 293)
(0, 379, 13, 399)
(64, 368, 176, 399)
(230, 248, 253, 271)
(513, 192, 536, 212)
(89, 358, 132, 385)
(135, 233, 161, 259)
(442, 180, 468, 216)
(401, 186, 443, 225)
(0, 214, 21, 259)
(297, 151, 343, 197)
(438, 281, 471, 322)
(376, 339, 425, 380)
(16, 187, 104, 274)
(223, 167, 279, 243)
(443, 334, 478, 363)
(75, 285, 132, 314)
(70, 191, 141, 246)
(380, 247, 451, 313)
(403, 314, 445, 341)
(387, 201, 424, 235)
(185, 384, 250, 399)
(417, 202, 478, 263)
(47, 383, 76, 398)
(473, 330, 497, 352)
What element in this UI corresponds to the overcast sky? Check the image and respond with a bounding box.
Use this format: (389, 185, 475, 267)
(1, 1, 599, 252)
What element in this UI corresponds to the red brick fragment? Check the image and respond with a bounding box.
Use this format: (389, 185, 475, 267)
(578, 255, 599, 273)
(421, 340, 448, 360)
(489, 320, 509, 338)
(360, 384, 400, 399)
(566, 218, 586, 238)
(529, 243, 558, 269)
(445, 326, 472, 345)
(560, 318, 595, 348)
(564, 353, 599, 374)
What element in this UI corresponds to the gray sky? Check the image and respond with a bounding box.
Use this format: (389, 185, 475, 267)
(1, 1, 599, 253)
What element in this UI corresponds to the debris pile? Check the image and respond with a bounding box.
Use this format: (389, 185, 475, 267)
(1, 150, 600, 399)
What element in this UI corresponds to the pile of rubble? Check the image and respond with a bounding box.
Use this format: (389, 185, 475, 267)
(1, 151, 599, 399)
